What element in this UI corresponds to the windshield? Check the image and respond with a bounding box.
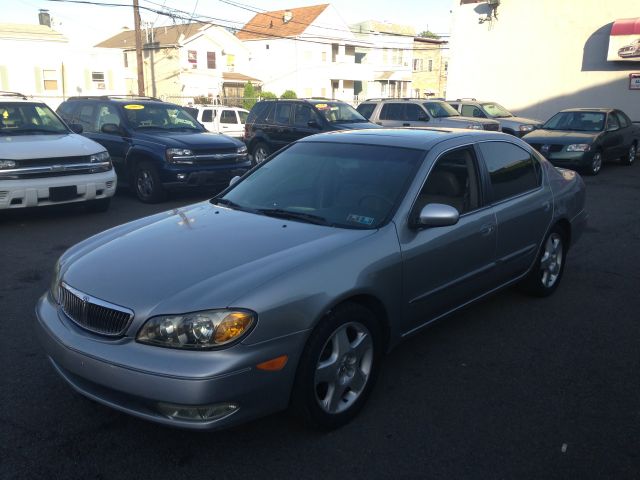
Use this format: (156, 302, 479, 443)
(542, 111, 605, 132)
(423, 101, 460, 118)
(0, 102, 68, 135)
(311, 102, 368, 123)
(122, 103, 204, 131)
(481, 102, 513, 118)
(218, 142, 424, 229)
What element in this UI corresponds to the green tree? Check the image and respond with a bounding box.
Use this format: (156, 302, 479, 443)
(242, 82, 257, 110)
(418, 30, 440, 39)
(260, 91, 277, 99)
(280, 90, 297, 99)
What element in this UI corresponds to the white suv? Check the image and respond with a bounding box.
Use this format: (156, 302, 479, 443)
(0, 92, 116, 211)
(192, 105, 249, 139)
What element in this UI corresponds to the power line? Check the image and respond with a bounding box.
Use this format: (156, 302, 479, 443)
(45, 0, 449, 52)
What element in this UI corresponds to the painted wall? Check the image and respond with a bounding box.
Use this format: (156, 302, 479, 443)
(447, 0, 640, 121)
(0, 39, 128, 109)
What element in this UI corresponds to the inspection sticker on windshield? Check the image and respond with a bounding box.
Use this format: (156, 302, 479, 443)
(347, 214, 374, 226)
(124, 104, 145, 110)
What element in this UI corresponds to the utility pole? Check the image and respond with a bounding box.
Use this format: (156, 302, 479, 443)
(133, 0, 145, 95)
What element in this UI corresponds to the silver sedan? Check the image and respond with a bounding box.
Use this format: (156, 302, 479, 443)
(36, 128, 588, 430)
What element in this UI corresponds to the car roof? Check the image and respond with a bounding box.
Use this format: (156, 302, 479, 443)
(0, 91, 31, 102)
(558, 108, 614, 113)
(65, 95, 170, 106)
(296, 127, 507, 150)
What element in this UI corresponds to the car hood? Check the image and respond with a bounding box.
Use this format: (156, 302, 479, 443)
(60, 202, 373, 321)
(132, 130, 244, 149)
(522, 129, 599, 144)
(331, 121, 381, 130)
(0, 133, 105, 160)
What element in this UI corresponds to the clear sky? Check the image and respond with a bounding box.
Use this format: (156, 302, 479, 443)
(3, 0, 454, 45)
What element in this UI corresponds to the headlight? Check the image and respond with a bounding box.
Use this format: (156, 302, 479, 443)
(137, 309, 256, 349)
(467, 124, 483, 130)
(237, 145, 248, 155)
(0, 159, 16, 169)
(166, 148, 194, 164)
(519, 124, 535, 132)
(566, 144, 591, 152)
(90, 151, 110, 163)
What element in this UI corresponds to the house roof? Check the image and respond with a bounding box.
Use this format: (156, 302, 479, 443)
(222, 72, 261, 83)
(236, 4, 329, 41)
(95, 22, 209, 48)
(0, 23, 67, 42)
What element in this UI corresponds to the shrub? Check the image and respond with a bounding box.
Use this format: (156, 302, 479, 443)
(260, 91, 277, 99)
(242, 82, 256, 110)
(280, 90, 297, 99)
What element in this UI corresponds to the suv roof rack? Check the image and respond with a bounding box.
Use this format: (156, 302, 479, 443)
(0, 91, 29, 100)
(363, 97, 445, 102)
(456, 98, 477, 101)
(67, 95, 163, 101)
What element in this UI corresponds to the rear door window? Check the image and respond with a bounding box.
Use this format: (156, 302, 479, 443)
(76, 104, 97, 133)
(220, 110, 238, 124)
(405, 103, 425, 121)
(478, 141, 541, 203)
(274, 103, 293, 125)
(380, 103, 404, 120)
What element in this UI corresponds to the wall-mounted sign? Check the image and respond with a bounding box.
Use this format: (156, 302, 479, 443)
(630, 74, 640, 90)
(608, 18, 640, 61)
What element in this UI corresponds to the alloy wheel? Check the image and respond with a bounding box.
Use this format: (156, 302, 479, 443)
(314, 322, 373, 414)
(629, 144, 636, 165)
(591, 152, 602, 174)
(540, 232, 563, 289)
(137, 169, 154, 198)
(254, 146, 268, 163)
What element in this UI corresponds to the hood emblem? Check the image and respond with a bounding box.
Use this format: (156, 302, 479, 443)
(81, 295, 90, 322)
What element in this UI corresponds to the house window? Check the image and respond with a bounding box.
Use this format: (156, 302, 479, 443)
(188, 50, 197, 68)
(43, 70, 58, 91)
(207, 51, 216, 69)
(428, 59, 433, 72)
(445, 61, 449, 72)
(332, 43, 338, 62)
(123, 52, 128, 68)
(265, 44, 269, 50)
(226, 54, 235, 68)
(413, 59, 423, 71)
(322, 51, 327, 62)
(92, 71, 106, 90)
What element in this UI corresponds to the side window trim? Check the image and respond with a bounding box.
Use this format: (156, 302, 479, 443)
(475, 139, 544, 206)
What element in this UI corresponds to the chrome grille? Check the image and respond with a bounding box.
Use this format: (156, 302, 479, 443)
(59, 283, 134, 336)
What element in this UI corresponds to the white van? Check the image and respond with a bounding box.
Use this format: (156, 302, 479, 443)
(193, 106, 249, 139)
(0, 92, 116, 211)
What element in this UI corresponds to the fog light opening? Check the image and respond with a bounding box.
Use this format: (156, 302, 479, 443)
(177, 173, 187, 181)
(157, 402, 239, 421)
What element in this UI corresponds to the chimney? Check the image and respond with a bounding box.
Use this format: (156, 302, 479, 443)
(38, 9, 51, 27)
(283, 10, 293, 23)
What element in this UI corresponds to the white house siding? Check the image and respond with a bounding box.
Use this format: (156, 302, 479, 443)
(242, 6, 373, 101)
(447, 0, 640, 121)
(0, 36, 128, 110)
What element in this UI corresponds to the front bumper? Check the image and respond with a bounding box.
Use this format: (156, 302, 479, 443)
(159, 161, 251, 190)
(539, 151, 593, 169)
(35, 294, 306, 430)
(0, 170, 116, 210)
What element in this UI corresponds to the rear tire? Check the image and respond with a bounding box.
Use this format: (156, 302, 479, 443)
(84, 197, 111, 213)
(519, 224, 567, 297)
(291, 303, 382, 430)
(134, 161, 166, 203)
(620, 143, 636, 166)
(252, 142, 270, 164)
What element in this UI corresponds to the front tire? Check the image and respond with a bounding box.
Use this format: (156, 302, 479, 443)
(519, 225, 567, 297)
(134, 161, 166, 203)
(291, 303, 382, 430)
(585, 150, 603, 176)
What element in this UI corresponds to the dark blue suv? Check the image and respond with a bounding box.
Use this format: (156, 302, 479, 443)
(57, 96, 251, 202)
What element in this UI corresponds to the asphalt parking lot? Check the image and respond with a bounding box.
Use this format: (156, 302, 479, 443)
(1, 163, 639, 480)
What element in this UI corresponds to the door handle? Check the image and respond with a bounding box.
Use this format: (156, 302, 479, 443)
(376, 122, 382, 125)
(480, 224, 495, 235)
(542, 201, 551, 211)
(402, 123, 410, 127)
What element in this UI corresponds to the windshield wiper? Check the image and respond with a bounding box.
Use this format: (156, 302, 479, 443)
(256, 208, 332, 226)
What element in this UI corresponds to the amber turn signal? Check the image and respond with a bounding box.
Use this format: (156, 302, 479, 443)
(256, 355, 288, 371)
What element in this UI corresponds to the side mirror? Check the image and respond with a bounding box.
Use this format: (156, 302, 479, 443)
(229, 175, 241, 187)
(307, 120, 321, 129)
(101, 123, 122, 135)
(416, 203, 459, 228)
(69, 123, 83, 134)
